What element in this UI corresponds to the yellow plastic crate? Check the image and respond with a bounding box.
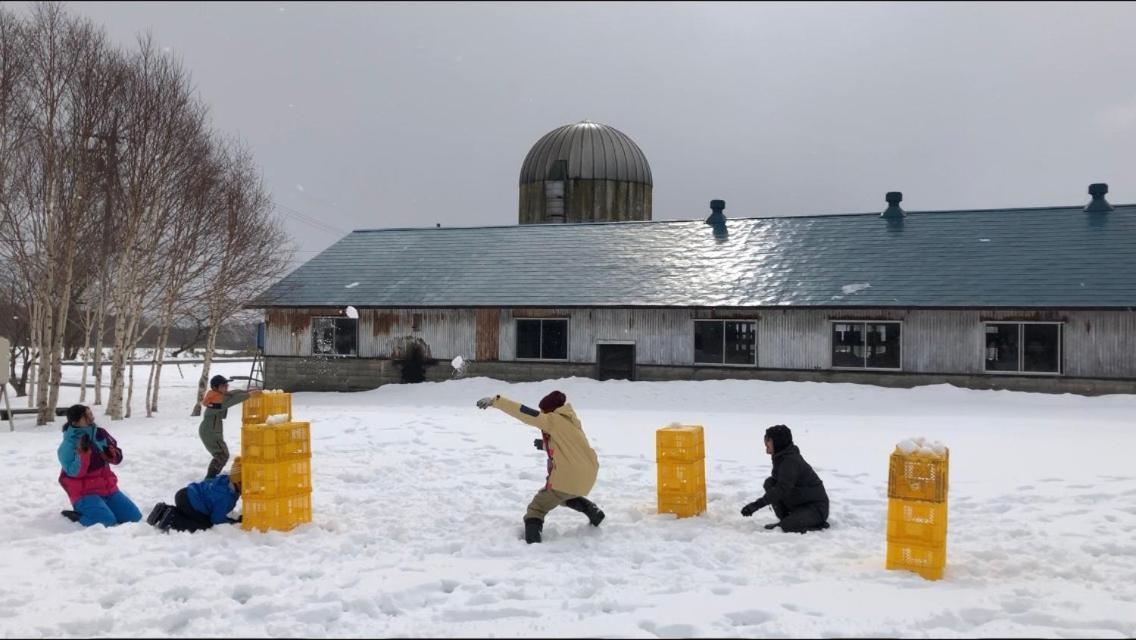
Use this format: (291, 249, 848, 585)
(656, 425, 705, 462)
(241, 422, 311, 463)
(886, 539, 946, 580)
(242, 392, 293, 426)
(888, 450, 949, 503)
(658, 491, 706, 518)
(242, 491, 312, 532)
(657, 459, 706, 494)
(241, 458, 312, 498)
(887, 497, 948, 546)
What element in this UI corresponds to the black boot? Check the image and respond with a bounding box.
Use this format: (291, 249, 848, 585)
(147, 503, 171, 527)
(564, 497, 605, 527)
(524, 518, 543, 544)
(61, 510, 81, 523)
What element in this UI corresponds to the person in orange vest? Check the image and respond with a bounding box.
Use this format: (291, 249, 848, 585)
(198, 375, 259, 479)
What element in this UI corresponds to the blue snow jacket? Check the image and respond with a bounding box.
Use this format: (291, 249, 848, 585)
(185, 474, 240, 525)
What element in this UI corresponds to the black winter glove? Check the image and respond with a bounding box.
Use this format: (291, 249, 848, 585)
(740, 499, 766, 517)
(533, 438, 544, 451)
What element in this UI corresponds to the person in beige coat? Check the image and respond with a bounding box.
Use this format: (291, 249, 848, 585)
(477, 390, 604, 543)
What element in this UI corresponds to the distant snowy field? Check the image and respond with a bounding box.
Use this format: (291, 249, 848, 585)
(2, 365, 1135, 638)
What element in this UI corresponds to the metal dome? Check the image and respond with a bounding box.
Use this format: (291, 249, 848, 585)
(519, 121, 652, 186)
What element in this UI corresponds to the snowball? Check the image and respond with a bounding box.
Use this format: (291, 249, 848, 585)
(345, 306, 359, 319)
(451, 355, 465, 371)
(896, 439, 918, 455)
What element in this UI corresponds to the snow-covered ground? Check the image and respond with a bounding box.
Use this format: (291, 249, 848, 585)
(2, 365, 1135, 638)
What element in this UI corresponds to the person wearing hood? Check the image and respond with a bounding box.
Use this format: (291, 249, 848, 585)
(198, 375, 260, 479)
(146, 457, 244, 533)
(740, 424, 830, 533)
(476, 390, 604, 544)
(57, 404, 142, 527)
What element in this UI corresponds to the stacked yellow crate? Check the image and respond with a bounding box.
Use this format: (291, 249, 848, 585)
(240, 391, 312, 532)
(886, 444, 949, 580)
(656, 425, 706, 518)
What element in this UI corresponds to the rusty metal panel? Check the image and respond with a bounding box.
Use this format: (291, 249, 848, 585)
(358, 308, 476, 361)
(476, 309, 500, 361)
(264, 309, 314, 357)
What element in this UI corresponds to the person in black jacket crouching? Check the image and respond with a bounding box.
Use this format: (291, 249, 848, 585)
(740, 425, 830, 533)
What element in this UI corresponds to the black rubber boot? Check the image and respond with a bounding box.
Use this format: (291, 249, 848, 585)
(146, 503, 171, 527)
(61, 510, 81, 523)
(564, 497, 605, 527)
(524, 518, 543, 544)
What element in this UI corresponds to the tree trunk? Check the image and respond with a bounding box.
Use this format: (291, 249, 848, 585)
(125, 357, 135, 419)
(35, 298, 54, 426)
(28, 301, 42, 409)
(92, 294, 107, 406)
(190, 322, 219, 417)
(78, 306, 92, 403)
(147, 318, 174, 416)
(105, 301, 130, 420)
(46, 255, 77, 426)
(125, 322, 153, 420)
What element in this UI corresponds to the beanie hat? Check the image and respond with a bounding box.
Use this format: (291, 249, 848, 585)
(210, 374, 230, 389)
(229, 456, 242, 484)
(538, 390, 567, 414)
(764, 424, 793, 453)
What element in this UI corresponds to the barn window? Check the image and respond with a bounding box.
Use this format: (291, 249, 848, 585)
(694, 320, 756, 365)
(831, 321, 901, 370)
(516, 319, 568, 360)
(984, 322, 1061, 374)
(312, 317, 358, 356)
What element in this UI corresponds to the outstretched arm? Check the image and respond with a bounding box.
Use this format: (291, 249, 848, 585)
(220, 390, 252, 410)
(478, 395, 555, 432)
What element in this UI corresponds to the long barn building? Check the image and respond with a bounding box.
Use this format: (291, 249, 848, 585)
(249, 122, 1136, 395)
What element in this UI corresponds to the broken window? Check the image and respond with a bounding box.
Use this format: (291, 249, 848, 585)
(312, 317, 357, 356)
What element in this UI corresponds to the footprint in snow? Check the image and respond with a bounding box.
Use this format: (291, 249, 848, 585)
(725, 609, 774, 626)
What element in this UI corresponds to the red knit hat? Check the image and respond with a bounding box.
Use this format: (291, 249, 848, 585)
(538, 390, 567, 414)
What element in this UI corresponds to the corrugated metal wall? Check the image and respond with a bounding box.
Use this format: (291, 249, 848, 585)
(263, 307, 1136, 378)
(264, 309, 314, 357)
(497, 309, 692, 364)
(358, 308, 476, 360)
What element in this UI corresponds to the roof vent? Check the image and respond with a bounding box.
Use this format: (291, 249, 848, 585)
(1084, 183, 1113, 213)
(881, 192, 905, 221)
(706, 199, 727, 237)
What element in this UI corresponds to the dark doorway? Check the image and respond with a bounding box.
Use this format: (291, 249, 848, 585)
(399, 342, 428, 383)
(596, 344, 635, 381)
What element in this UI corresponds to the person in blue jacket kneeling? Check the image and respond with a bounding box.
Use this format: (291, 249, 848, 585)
(147, 457, 243, 532)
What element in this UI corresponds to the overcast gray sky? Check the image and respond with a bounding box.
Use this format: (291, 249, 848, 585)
(18, 1, 1136, 264)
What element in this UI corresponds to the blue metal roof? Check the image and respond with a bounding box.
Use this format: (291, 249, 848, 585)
(251, 204, 1136, 309)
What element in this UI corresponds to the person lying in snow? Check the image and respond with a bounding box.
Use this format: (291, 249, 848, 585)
(58, 404, 143, 527)
(476, 390, 605, 544)
(147, 457, 243, 533)
(740, 424, 830, 533)
(199, 375, 259, 479)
